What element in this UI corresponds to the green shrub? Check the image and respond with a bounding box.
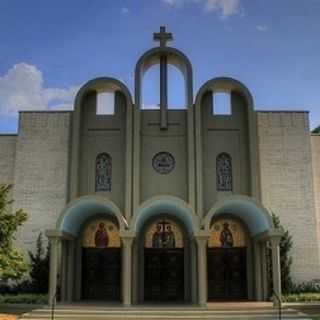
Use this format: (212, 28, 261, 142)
(0, 293, 47, 304)
(290, 281, 320, 294)
(283, 293, 320, 302)
(267, 213, 293, 295)
(28, 232, 49, 293)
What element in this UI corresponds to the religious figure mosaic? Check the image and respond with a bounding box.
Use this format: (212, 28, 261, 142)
(216, 153, 233, 191)
(152, 152, 175, 174)
(82, 219, 120, 248)
(95, 153, 112, 192)
(145, 219, 183, 248)
(208, 218, 247, 248)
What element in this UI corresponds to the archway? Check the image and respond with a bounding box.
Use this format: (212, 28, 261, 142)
(203, 195, 275, 301)
(132, 196, 199, 303)
(55, 196, 127, 302)
(207, 216, 249, 300)
(81, 216, 121, 301)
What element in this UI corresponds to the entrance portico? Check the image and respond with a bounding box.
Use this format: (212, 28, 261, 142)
(204, 195, 283, 304)
(46, 194, 282, 307)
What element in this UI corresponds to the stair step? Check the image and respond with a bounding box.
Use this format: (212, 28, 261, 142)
(18, 306, 312, 320)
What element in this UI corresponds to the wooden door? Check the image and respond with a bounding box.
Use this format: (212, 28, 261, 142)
(144, 248, 184, 302)
(207, 248, 247, 300)
(82, 248, 121, 300)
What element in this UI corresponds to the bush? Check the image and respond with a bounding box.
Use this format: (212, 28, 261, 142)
(283, 293, 320, 302)
(267, 213, 294, 295)
(0, 293, 47, 304)
(289, 280, 320, 294)
(28, 232, 49, 294)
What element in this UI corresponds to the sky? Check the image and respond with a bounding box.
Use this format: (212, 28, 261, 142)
(0, 0, 319, 132)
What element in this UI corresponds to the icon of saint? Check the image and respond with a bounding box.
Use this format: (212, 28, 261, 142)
(220, 222, 233, 248)
(163, 225, 175, 248)
(94, 222, 109, 248)
(152, 223, 163, 248)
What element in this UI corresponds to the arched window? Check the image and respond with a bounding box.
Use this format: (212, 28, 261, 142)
(216, 153, 232, 191)
(95, 153, 112, 192)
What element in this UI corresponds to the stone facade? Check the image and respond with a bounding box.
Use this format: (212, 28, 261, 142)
(311, 134, 320, 261)
(0, 30, 319, 305)
(0, 135, 16, 185)
(258, 111, 320, 282)
(11, 111, 71, 252)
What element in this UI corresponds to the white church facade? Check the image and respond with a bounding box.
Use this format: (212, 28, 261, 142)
(1, 27, 320, 306)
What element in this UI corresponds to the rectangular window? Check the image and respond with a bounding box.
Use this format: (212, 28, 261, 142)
(96, 92, 115, 115)
(213, 92, 232, 115)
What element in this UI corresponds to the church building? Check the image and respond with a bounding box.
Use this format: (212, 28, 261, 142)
(1, 27, 320, 306)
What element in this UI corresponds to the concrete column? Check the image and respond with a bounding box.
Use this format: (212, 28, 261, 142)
(48, 237, 60, 305)
(66, 240, 75, 302)
(160, 55, 168, 129)
(270, 237, 282, 306)
(121, 233, 135, 306)
(254, 242, 262, 301)
(60, 240, 68, 302)
(195, 233, 209, 307)
(260, 241, 268, 301)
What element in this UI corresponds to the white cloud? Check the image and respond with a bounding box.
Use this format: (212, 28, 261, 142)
(0, 63, 79, 116)
(121, 7, 130, 14)
(256, 25, 268, 32)
(204, 0, 240, 16)
(162, 0, 241, 17)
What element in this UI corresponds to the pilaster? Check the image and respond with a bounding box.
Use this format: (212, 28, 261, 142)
(120, 232, 135, 306)
(194, 232, 209, 307)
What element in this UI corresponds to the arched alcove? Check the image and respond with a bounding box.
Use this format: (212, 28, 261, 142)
(194, 77, 260, 217)
(135, 47, 193, 109)
(69, 78, 133, 219)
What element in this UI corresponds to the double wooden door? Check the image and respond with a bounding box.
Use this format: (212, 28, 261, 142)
(207, 248, 247, 300)
(82, 248, 121, 300)
(144, 248, 184, 302)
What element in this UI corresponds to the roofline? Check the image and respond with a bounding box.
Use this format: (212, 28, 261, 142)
(19, 110, 73, 114)
(256, 110, 309, 114)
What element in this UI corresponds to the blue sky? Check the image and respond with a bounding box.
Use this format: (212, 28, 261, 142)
(0, 0, 319, 132)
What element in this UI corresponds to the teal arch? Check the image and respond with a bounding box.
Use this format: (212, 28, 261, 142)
(132, 196, 200, 236)
(57, 196, 128, 236)
(203, 195, 273, 236)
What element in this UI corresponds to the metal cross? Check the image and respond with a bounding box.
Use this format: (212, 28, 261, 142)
(153, 26, 173, 47)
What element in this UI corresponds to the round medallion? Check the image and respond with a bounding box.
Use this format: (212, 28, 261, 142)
(152, 152, 175, 174)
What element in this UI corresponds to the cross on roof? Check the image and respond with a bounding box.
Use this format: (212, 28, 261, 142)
(153, 26, 173, 47)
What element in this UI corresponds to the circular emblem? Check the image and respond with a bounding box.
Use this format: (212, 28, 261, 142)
(152, 152, 175, 174)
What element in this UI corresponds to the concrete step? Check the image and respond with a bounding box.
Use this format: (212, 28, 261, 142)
(18, 306, 311, 320)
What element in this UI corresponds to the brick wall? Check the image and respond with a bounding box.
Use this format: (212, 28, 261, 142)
(0, 135, 16, 185)
(12, 112, 71, 253)
(258, 111, 320, 282)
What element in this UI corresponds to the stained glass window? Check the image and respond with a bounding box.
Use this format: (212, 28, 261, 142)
(216, 153, 232, 191)
(95, 153, 112, 192)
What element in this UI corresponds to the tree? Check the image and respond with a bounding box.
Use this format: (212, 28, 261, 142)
(268, 212, 293, 295)
(0, 184, 28, 281)
(28, 232, 49, 293)
(312, 125, 320, 134)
